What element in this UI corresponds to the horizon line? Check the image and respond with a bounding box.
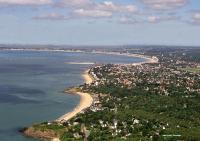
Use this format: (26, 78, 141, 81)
(0, 43, 199, 48)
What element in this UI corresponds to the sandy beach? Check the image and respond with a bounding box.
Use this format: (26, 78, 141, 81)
(56, 70, 93, 123)
(90, 51, 158, 64)
(82, 70, 94, 84)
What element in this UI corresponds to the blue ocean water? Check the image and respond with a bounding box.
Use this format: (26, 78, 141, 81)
(0, 50, 144, 141)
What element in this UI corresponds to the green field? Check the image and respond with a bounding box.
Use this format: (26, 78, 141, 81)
(182, 67, 200, 73)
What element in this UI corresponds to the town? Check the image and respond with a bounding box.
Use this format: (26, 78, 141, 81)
(22, 47, 200, 141)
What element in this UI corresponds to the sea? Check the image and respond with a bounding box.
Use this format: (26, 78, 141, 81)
(0, 50, 145, 141)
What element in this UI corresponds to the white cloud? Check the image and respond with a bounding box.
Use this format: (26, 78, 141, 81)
(34, 9, 112, 20)
(0, 0, 52, 5)
(119, 16, 139, 24)
(56, 0, 138, 13)
(148, 16, 159, 22)
(192, 13, 200, 20)
(189, 12, 200, 24)
(51, 0, 139, 20)
(67, 1, 138, 19)
(96, 1, 138, 13)
(56, 0, 93, 8)
(141, 0, 187, 10)
(33, 13, 66, 20)
(73, 9, 112, 18)
(147, 15, 180, 23)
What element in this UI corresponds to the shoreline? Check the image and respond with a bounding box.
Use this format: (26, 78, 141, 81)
(55, 70, 93, 123)
(89, 51, 158, 65)
(22, 50, 158, 141)
(55, 54, 158, 124)
(1, 48, 159, 65)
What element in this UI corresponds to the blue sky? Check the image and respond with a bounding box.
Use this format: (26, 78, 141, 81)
(0, 0, 200, 46)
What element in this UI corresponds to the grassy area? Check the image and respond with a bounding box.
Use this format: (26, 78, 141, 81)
(33, 122, 66, 131)
(32, 122, 68, 139)
(181, 67, 200, 73)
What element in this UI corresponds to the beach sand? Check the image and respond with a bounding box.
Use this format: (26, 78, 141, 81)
(89, 51, 158, 65)
(56, 70, 93, 123)
(82, 70, 93, 84)
(51, 138, 60, 141)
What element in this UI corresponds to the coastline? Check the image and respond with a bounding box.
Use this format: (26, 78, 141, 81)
(22, 51, 158, 141)
(1, 48, 158, 65)
(22, 70, 94, 141)
(55, 70, 93, 123)
(55, 54, 158, 124)
(89, 51, 158, 65)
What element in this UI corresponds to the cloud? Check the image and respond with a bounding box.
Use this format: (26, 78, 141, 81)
(55, 0, 138, 19)
(96, 1, 138, 13)
(72, 9, 112, 18)
(147, 16, 159, 22)
(33, 9, 112, 21)
(141, 0, 188, 10)
(56, 0, 138, 12)
(189, 12, 200, 24)
(56, 0, 138, 13)
(32, 0, 182, 23)
(55, 0, 93, 8)
(147, 15, 180, 23)
(57, 1, 137, 19)
(0, 0, 52, 5)
(33, 13, 66, 20)
(119, 16, 139, 24)
(118, 14, 180, 25)
(192, 12, 200, 21)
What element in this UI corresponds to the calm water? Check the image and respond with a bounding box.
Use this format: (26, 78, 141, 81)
(0, 50, 144, 141)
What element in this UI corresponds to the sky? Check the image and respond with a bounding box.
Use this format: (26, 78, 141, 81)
(0, 0, 200, 46)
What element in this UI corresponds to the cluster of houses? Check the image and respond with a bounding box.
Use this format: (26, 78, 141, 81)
(88, 60, 200, 96)
(65, 50, 200, 140)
